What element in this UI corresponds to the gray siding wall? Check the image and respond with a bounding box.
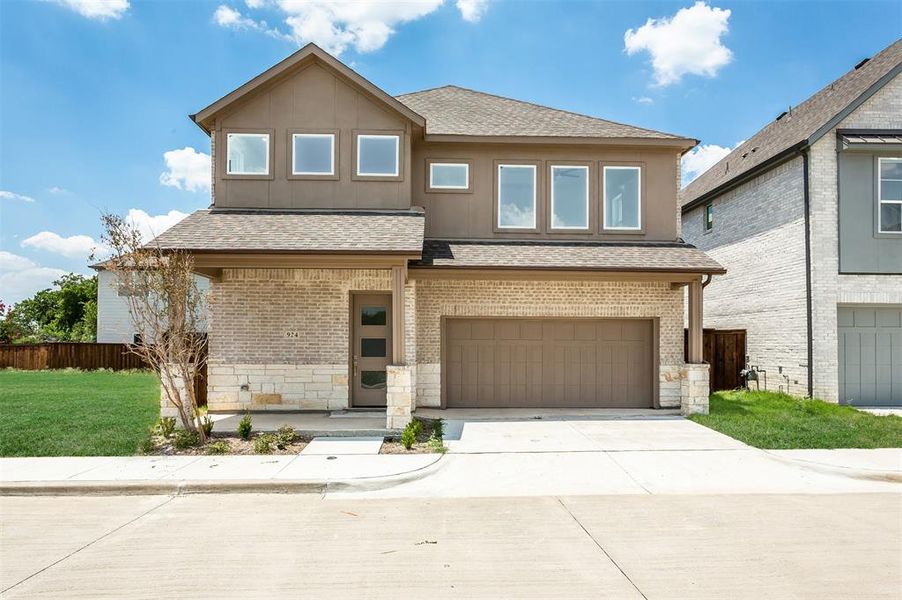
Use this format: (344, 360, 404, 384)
(838, 151, 902, 273)
(683, 157, 809, 395)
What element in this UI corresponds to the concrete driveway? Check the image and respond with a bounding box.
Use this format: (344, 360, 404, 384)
(436, 412, 747, 453)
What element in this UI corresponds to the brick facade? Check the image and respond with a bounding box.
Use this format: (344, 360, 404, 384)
(205, 269, 706, 415)
(684, 157, 809, 396)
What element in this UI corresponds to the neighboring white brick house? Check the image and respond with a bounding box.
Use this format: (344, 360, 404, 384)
(94, 268, 210, 343)
(683, 42, 902, 405)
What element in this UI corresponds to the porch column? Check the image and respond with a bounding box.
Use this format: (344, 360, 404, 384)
(391, 265, 406, 364)
(687, 277, 704, 363)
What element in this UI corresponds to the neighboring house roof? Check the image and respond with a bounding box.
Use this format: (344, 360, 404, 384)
(396, 85, 694, 147)
(190, 43, 426, 133)
(413, 240, 725, 274)
(682, 39, 902, 210)
(149, 209, 425, 254)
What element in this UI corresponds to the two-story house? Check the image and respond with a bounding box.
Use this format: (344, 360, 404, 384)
(682, 39, 901, 407)
(151, 44, 723, 427)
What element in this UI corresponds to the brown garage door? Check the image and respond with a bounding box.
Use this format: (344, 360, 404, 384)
(443, 318, 654, 408)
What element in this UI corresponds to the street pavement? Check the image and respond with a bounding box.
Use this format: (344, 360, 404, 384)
(1, 492, 899, 599)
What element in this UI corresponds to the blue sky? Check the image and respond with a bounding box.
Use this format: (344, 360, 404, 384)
(1, 0, 899, 304)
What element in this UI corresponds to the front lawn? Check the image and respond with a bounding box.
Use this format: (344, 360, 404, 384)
(690, 390, 902, 449)
(0, 369, 160, 457)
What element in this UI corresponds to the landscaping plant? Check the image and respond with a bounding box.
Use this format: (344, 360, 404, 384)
(237, 413, 253, 440)
(98, 213, 210, 442)
(200, 415, 214, 437)
(206, 440, 230, 455)
(275, 424, 296, 449)
(156, 417, 176, 439)
(173, 430, 200, 450)
(431, 418, 444, 440)
(400, 421, 418, 450)
(254, 433, 275, 454)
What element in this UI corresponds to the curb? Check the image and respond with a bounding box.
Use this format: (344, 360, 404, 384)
(762, 451, 902, 484)
(0, 455, 445, 497)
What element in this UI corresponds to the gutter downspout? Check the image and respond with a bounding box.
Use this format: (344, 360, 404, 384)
(802, 149, 814, 399)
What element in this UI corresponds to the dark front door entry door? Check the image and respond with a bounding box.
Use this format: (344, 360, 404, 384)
(351, 293, 392, 407)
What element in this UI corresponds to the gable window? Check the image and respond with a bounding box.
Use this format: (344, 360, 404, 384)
(292, 133, 335, 176)
(226, 133, 270, 175)
(550, 165, 589, 229)
(429, 162, 469, 190)
(705, 202, 714, 231)
(878, 157, 902, 233)
(497, 164, 537, 229)
(603, 166, 641, 230)
(357, 134, 399, 177)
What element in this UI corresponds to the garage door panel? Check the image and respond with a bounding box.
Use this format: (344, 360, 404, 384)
(838, 307, 902, 406)
(444, 318, 653, 408)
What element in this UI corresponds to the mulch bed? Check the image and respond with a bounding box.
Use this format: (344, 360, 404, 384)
(144, 432, 310, 456)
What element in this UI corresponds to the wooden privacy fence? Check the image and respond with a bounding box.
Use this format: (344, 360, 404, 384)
(684, 329, 747, 392)
(0, 343, 149, 371)
(0, 342, 207, 406)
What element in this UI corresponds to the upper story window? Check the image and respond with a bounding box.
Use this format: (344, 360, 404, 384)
(603, 166, 641, 230)
(226, 133, 270, 175)
(357, 134, 399, 177)
(497, 164, 537, 229)
(429, 162, 469, 190)
(704, 202, 714, 232)
(878, 157, 901, 233)
(550, 165, 589, 230)
(292, 133, 335, 176)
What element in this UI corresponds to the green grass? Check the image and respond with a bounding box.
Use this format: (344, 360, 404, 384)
(690, 390, 902, 449)
(0, 369, 160, 457)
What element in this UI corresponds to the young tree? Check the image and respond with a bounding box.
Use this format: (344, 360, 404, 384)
(98, 213, 209, 439)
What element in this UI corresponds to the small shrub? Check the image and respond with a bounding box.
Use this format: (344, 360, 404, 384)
(206, 440, 230, 455)
(237, 413, 253, 440)
(254, 433, 275, 454)
(400, 421, 419, 450)
(200, 415, 214, 437)
(173, 430, 200, 450)
(431, 418, 445, 440)
(427, 434, 447, 454)
(157, 417, 176, 439)
(275, 424, 296, 449)
(138, 434, 156, 455)
(408, 419, 424, 438)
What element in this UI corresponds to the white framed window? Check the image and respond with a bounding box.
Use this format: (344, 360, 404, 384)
(429, 162, 469, 189)
(550, 165, 589, 229)
(497, 164, 537, 229)
(603, 166, 641, 230)
(292, 133, 334, 175)
(878, 157, 902, 233)
(357, 134, 399, 177)
(226, 132, 270, 175)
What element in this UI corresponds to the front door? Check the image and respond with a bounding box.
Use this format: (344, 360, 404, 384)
(351, 293, 392, 407)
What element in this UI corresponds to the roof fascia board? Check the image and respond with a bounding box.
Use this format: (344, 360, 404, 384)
(191, 44, 425, 132)
(682, 141, 808, 213)
(806, 62, 902, 146)
(409, 268, 720, 281)
(424, 134, 697, 150)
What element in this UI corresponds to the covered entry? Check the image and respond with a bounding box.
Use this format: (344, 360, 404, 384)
(443, 318, 654, 408)
(838, 306, 902, 406)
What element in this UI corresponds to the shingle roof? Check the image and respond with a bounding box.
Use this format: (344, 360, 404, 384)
(148, 209, 425, 254)
(682, 39, 902, 207)
(396, 85, 690, 141)
(413, 240, 725, 273)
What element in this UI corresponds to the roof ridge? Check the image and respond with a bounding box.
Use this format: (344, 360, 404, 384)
(399, 84, 688, 140)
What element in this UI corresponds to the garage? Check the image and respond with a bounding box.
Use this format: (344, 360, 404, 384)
(443, 318, 654, 408)
(838, 306, 902, 406)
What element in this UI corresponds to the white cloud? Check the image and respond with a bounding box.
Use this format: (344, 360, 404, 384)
(48, 186, 69, 194)
(21, 231, 101, 259)
(634, 96, 654, 105)
(456, 0, 489, 22)
(625, 1, 732, 87)
(159, 146, 212, 193)
(0, 190, 36, 203)
(126, 209, 189, 243)
(0, 251, 68, 306)
(681, 141, 742, 186)
(214, 1, 486, 55)
(52, 0, 130, 21)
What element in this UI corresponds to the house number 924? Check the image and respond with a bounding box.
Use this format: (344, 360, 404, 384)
(285, 331, 300, 338)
